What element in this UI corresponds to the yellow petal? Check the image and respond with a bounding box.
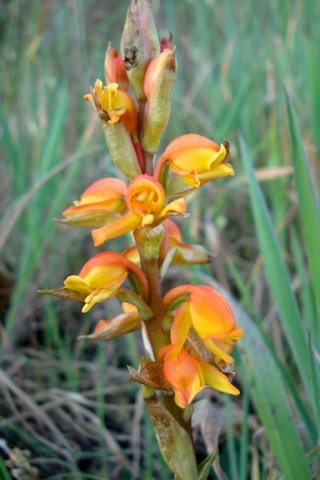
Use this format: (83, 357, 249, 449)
(64, 275, 90, 294)
(170, 302, 193, 352)
(203, 339, 234, 364)
(201, 361, 240, 395)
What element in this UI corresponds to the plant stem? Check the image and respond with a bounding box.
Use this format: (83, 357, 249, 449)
(137, 243, 191, 433)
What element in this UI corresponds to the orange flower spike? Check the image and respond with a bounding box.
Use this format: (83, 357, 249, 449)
(154, 133, 234, 188)
(104, 45, 129, 90)
(160, 346, 240, 408)
(62, 178, 127, 227)
(64, 252, 148, 312)
(84, 80, 137, 133)
(92, 175, 187, 246)
(163, 285, 243, 364)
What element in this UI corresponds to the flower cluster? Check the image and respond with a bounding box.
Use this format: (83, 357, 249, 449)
(53, 0, 243, 420)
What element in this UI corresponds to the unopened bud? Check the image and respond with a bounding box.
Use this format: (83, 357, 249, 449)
(121, 0, 160, 100)
(102, 121, 142, 178)
(141, 49, 176, 153)
(104, 44, 130, 90)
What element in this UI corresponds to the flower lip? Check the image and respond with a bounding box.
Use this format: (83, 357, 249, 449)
(84, 80, 137, 132)
(126, 174, 165, 218)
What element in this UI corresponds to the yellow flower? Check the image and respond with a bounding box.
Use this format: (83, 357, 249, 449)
(84, 80, 137, 133)
(163, 285, 243, 364)
(92, 175, 186, 246)
(155, 134, 233, 188)
(64, 252, 148, 313)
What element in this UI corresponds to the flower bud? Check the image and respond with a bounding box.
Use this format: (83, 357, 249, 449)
(104, 44, 129, 90)
(141, 49, 176, 153)
(102, 121, 142, 179)
(120, 0, 160, 100)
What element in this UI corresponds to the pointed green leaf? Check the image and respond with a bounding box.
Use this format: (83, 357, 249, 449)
(240, 135, 313, 404)
(285, 91, 320, 309)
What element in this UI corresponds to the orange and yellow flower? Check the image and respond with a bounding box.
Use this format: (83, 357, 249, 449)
(62, 178, 127, 227)
(160, 345, 239, 408)
(155, 134, 233, 188)
(84, 80, 137, 133)
(64, 252, 148, 313)
(163, 285, 243, 364)
(92, 175, 186, 246)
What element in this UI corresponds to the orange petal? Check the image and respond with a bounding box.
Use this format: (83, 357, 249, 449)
(163, 134, 220, 157)
(160, 197, 187, 217)
(189, 286, 236, 337)
(162, 348, 204, 408)
(163, 284, 194, 309)
(92, 212, 141, 246)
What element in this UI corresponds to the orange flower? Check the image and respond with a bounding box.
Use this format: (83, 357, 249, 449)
(64, 252, 148, 313)
(62, 178, 127, 227)
(104, 46, 129, 90)
(84, 80, 137, 133)
(163, 285, 243, 364)
(160, 346, 239, 408)
(92, 175, 186, 246)
(155, 134, 233, 188)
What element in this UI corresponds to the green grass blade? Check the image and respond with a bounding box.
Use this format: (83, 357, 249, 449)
(239, 135, 314, 405)
(0, 456, 11, 480)
(285, 91, 320, 311)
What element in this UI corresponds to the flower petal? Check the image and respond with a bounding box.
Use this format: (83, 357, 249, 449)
(162, 348, 204, 408)
(92, 212, 141, 246)
(200, 361, 240, 395)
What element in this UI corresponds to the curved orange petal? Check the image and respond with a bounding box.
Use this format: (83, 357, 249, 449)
(189, 286, 236, 337)
(163, 284, 194, 309)
(162, 348, 204, 408)
(80, 178, 127, 201)
(163, 134, 220, 156)
(79, 252, 129, 277)
(92, 212, 141, 246)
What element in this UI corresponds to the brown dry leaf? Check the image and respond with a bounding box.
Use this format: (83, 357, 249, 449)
(38, 287, 87, 302)
(128, 358, 171, 391)
(78, 313, 141, 341)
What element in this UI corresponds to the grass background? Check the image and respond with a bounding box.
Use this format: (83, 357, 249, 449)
(0, 0, 319, 478)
